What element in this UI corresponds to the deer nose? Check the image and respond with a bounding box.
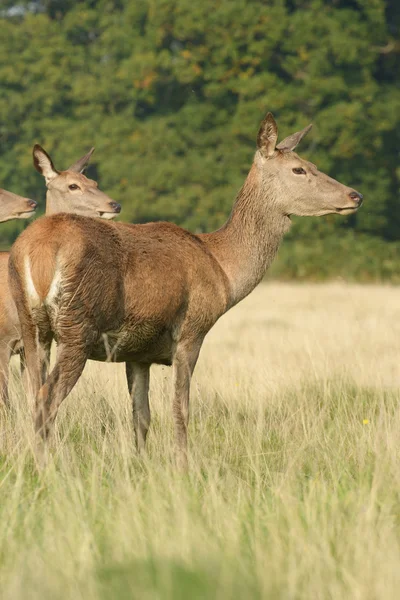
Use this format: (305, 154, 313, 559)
(110, 202, 121, 213)
(349, 190, 363, 205)
(28, 200, 38, 210)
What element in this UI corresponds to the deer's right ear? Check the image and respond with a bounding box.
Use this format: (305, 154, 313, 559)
(257, 112, 278, 157)
(33, 145, 59, 184)
(68, 147, 95, 174)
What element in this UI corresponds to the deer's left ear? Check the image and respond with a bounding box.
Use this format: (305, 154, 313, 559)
(276, 124, 312, 153)
(257, 112, 278, 157)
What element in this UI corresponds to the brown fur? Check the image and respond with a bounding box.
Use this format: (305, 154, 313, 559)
(0, 189, 36, 402)
(9, 113, 363, 467)
(29, 238, 58, 301)
(0, 146, 119, 404)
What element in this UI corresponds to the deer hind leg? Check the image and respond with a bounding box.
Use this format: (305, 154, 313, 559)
(18, 328, 52, 408)
(126, 362, 150, 453)
(19, 346, 27, 396)
(21, 331, 52, 387)
(9, 257, 43, 403)
(19, 346, 35, 407)
(38, 332, 52, 385)
(172, 341, 202, 470)
(0, 344, 11, 406)
(35, 343, 88, 441)
(19, 320, 42, 403)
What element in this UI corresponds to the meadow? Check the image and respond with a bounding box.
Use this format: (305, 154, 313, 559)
(0, 282, 399, 599)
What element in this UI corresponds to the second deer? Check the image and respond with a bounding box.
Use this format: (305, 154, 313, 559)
(0, 145, 120, 403)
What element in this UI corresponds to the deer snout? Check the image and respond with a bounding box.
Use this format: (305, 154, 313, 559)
(349, 190, 363, 206)
(28, 200, 38, 210)
(110, 202, 121, 214)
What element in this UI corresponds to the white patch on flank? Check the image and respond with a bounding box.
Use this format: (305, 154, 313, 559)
(45, 261, 61, 307)
(24, 256, 40, 307)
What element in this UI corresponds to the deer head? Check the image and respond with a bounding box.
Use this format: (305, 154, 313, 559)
(255, 113, 363, 217)
(0, 189, 37, 223)
(33, 145, 121, 219)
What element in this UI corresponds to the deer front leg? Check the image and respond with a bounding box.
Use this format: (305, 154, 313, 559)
(172, 341, 202, 471)
(126, 362, 150, 453)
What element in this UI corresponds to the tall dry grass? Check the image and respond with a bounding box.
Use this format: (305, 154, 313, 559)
(0, 282, 399, 599)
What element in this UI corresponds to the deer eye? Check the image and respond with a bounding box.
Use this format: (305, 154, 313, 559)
(292, 167, 306, 175)
(68, 184, 80, 190)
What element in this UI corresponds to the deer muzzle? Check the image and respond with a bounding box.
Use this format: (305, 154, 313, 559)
(98, 201, 122, 219)
(348, 190, 363, 207)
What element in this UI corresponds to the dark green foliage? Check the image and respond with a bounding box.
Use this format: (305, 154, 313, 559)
(0, 0, 399, 279)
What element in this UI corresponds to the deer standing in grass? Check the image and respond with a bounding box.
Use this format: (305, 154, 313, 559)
(9, 113, 363, 468)
(0, 146, 121, 403)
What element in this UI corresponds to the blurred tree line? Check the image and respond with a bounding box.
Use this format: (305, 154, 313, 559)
(0, 0, 399, 280)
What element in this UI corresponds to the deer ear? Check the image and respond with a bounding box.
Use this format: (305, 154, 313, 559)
(68, 147, 95, 173)
(276, 124, 312, 153)
(257, 112, 278, 157)
(33, 145, 59, 183)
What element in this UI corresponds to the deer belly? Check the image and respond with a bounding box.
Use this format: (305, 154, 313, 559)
(89, 324, 174, 365)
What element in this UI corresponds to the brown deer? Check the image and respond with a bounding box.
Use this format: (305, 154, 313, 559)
(9, 113, 363, 467)
(0, 145, 121, 403)
(0, 187, 37, 400)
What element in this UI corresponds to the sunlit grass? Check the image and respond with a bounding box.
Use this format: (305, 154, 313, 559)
(0, 283, 399, 599)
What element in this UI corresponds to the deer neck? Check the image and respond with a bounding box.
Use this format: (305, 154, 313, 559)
(45, 189, 67, 216)
(45, 188, 82, 216)
(203, 164, 291, 306)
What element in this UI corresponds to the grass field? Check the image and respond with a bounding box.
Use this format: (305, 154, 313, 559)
(1, 282, 400, 599)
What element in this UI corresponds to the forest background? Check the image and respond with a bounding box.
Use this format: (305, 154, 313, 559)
(1, 0, 399, 280)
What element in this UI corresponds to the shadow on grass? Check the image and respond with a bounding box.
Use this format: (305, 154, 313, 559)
(97, 559, 262, 600)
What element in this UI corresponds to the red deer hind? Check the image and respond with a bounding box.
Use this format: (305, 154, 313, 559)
(9, 112, 363, 468)
(0, 146, 120, 403)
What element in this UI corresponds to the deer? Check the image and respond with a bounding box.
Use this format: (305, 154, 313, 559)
(0, 189, 37, 223)
(9, 112, 363, 468)
(0, 187, 38, 400)
(0, 145, 121, 404)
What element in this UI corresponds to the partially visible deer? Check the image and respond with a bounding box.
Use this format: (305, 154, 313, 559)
(9, 112, 363, 467)
(0, 189, 37, 223)
(0, 187, 37, 401)
(0, 145, 121, 403)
